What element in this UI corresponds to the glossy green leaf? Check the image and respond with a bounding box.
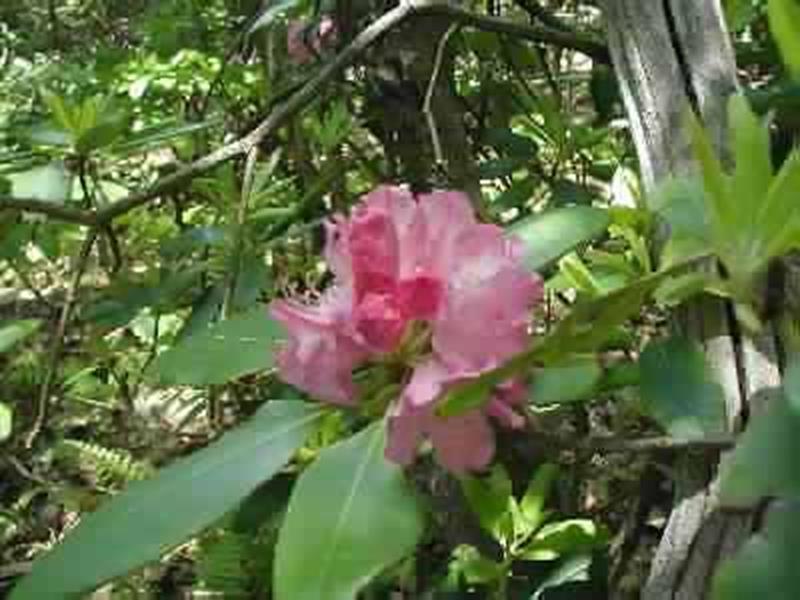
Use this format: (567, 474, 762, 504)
(149, 307, 283, 386)
(768, 0, 800, 79)
(719, 392, 800, 506)
(522, 519, 604, 561)
(450, 545, 503, 585)
(530, 358, 602, 406)
(0, 402, 12, 442)
(509, 207, 611, 272)
(274, 422, 423, 600)
(520, 463, 558, 532)
(729, 94, 772, 233)
(531, 555, 592, 599)
(461, 465, 513, 540)
(688, 111, 733, 241)
(712, 503, 800, 600)
(10, 401, 322, 600)
(760, 150, 800, 262)
(639, 337, 727, 439)
(0, 319, 42, 353)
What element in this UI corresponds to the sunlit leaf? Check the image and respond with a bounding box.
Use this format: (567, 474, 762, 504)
(0, 402, 12, 442)
(510, 207, 611, 272)
(274, 422, 423, 600)
(150, 307, 283, 386)
(768, 0, 800, 79)
(530, 358, 602, 406)
(10, 401, 322, 600)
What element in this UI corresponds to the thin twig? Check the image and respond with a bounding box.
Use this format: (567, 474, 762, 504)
(222, 146, 259, 319)
(423, 23, 459, 167)
(25, 231, 98, 448)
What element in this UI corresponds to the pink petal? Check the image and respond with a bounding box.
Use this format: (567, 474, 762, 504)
(414, 190, 477, 277)
(270, 300, 365, 405)
(402, 359, 451, 409)
(434, 227, 543, 371)
(385, 404, 426, 466)
(428, 410, 495, 474)
(354, 292, 406, 352)
(397, 274, 444, 320)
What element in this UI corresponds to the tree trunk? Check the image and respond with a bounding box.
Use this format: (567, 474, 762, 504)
(604, 1, 783, 598)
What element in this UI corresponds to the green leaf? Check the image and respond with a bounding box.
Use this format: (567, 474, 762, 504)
(450, 545, 503, 585)
(530, 358, 602, 406)
(531, 555, 592, 599)
(639, 337, 727, 439)
(784, 357, 800, 414)
(112, 118, 222, 156)
(149, 307, 283, 386)
(0, 319, 42, 353)
(274, 422, 423, 600)
(729, 94, 772, 233)
(719, 392, 800, 506)
(768, 0, 800, 79)
(510, 207, 611, 272)
(522, 519, 604, 561)
(712, 503, 800, 600)
(688, 112, 733, 241)
(461, 465, 513, 541)
(759, 150, 800, 263)
(520, 463, 558, 533)
(0, 402, 12, 442)
(10, 401, 322, 600)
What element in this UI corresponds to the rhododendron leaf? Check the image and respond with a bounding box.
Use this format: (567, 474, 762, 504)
(530, 357, 602, 406)
(461, 465, 513, 540)
(531, 554, 593, 599)
(10, 401, 322, 600)
(274, 422, 423, 600)
(640, 337, 726, 440)
(719, 391, 800, 507)
(768, 0, 800, 80)
(149, 307, 283, 386)
(509, 206, 611, 272)
(712, 503, 800, 600)
(520, 463, 559, 533)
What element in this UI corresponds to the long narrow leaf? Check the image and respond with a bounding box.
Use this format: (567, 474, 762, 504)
(11, 401, 323, 600)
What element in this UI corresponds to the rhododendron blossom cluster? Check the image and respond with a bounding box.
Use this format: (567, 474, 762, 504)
(270, 186, 543, 472)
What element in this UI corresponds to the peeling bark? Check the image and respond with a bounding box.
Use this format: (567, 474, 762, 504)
(604, 1, 783, 598)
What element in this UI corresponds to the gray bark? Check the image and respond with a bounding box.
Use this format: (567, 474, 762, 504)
(604, 1, 783, 599)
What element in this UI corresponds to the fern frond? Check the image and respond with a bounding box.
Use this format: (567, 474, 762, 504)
(58, 440, 152, 487)
(196, 530, 252, 598)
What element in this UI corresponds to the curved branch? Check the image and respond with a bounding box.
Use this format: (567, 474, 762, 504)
(0, 1, 609, 227)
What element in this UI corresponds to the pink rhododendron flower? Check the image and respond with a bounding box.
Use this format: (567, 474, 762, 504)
(286, 16, 338, 64)
(269, 185, 543, 473)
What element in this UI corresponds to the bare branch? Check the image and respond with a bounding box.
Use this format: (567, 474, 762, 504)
(0, 1, 608, 227)
(0, 196, 97, 226)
